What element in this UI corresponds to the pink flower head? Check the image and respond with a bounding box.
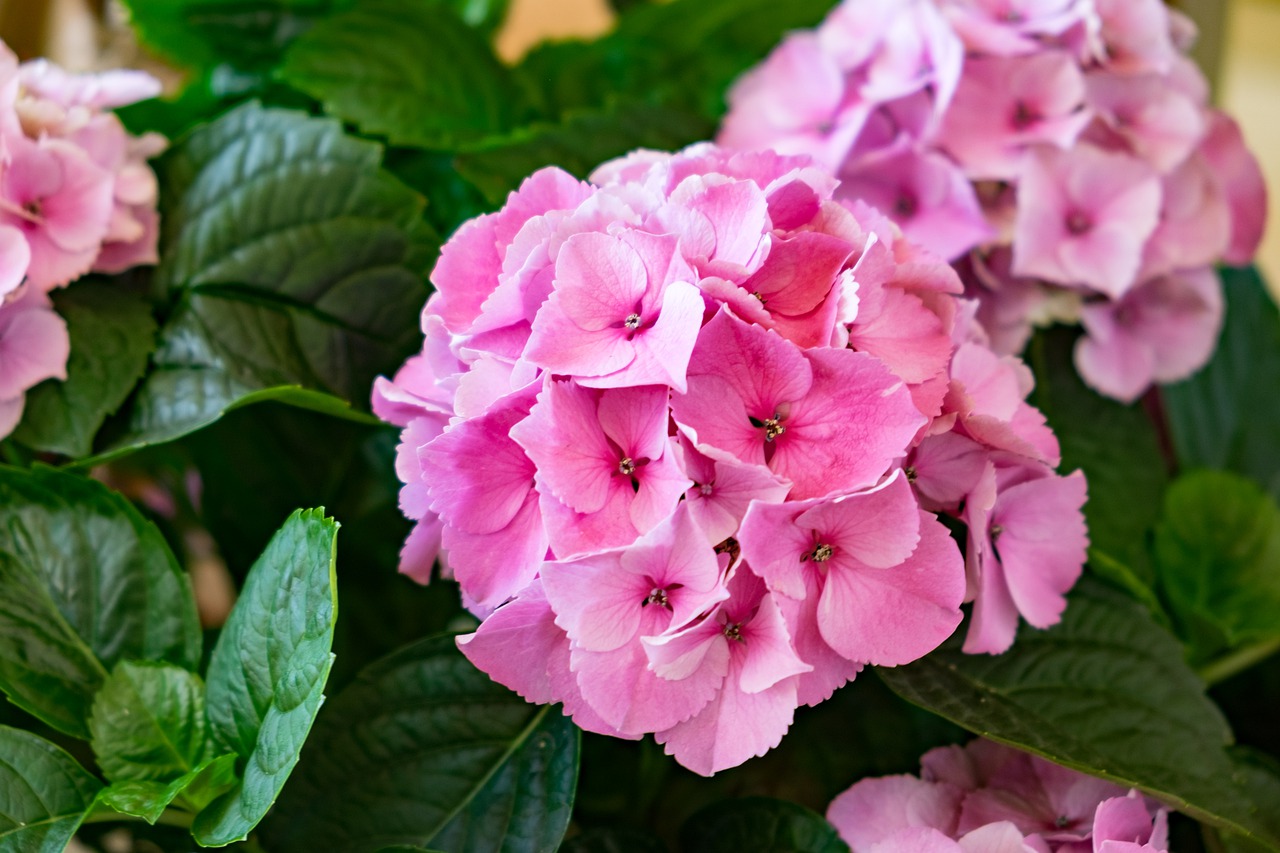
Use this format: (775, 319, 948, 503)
(831, 739, 1170, 853)
(377, 142, 1081, 774)
(719, 0, 1263, 402)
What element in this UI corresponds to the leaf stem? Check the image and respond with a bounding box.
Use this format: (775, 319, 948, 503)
(82, 807, 195, 829)
(1198, 637, 1280, 685)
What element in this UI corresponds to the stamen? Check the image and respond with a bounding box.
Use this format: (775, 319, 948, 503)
(752, 291, 767, 304)
(1065, 211, 1092, 236)
(641, 586, 670, 609)
(699, 482, 714, 496)
(618, 457, 636, 476)
(723, 621, 745, 643)
(905, 466, 918, 483)
(990, 524, 1004, 541)
(624, 313, 642, 330)
(802, 543, 834, 563)
(1055, 815, 1070, 829)
(763, 413, 786, 442)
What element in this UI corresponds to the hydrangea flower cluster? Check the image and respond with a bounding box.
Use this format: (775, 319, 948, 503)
(375, 143, 1086, 774)
(719, 0, 1267, 402)
(828, 739, 1171, 852)
(0, 42, 164, 437)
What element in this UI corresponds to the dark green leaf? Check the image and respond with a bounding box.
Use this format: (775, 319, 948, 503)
(1164, 266, 1280, 499)
(449, 0, 509, 33)
(0, 725, 101, 852)
(679, 799, 848, 853)
(1153, 470, 1280, 664)
(90, 661, 209, 784)
(878, 578, 1280, 849)
(1030, 328, 1170, 586)
(454, 103, 713, 205)
(191, 508, 338, 846)
(262, 635, 579, 853)
(13, 281, 156, 458)
(121, 0, 353, 72)
(105, 102, 434, 457)
(94, 753, 238, 824)
(0, 466, 200, 738)
(560, 828, 669, 853)
(281, 0, 522, 148)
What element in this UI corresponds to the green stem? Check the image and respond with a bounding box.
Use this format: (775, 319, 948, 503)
(1198, 637, 1280, 685)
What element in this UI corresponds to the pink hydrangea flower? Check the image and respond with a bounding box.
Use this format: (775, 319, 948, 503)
(380, 143, 1083, 775)
(0, 40, 164, 442)
(720, 0, 1267, 401)
(829, 739, 1171, 853)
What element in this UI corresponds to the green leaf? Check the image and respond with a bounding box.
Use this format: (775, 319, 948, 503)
(104, 102, 434, 457)
(94, 753, 238, 824)
(454, 103, 714, 205)
(878, 577, 1280, 849)
(121, 0, 353, 72)
(1153, 470, 1280, 664)
(280, 0, 522, 149)
(90, 661, 209, 784)
(0, 725, 101, 852)
(13, 280, 156, 458)
(192, 508, 339, 847)
(0, 466, 200, 737)
(679, 799, 848, 853)
(1163, 266, 1280, 499)
(261, 635, 579, 853)
(1029, 328, 1170, 586)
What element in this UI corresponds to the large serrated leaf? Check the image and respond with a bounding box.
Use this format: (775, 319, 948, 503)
(1163, 266, 1280, 499)
(0, 725, 101, 852)
(90, 661, 209, 784)
(679, 798, 848, 853)
(13, 280, 156, 458)
(261, 635, 579, 853)
(102, 102, 434, 458)
(192, 508, 339, 847)
(0, 467, 200, 738)
(280, 0, 521, 149)
(878, 578, 1280, 849)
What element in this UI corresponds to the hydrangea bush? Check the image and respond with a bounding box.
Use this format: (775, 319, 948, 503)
(719, 0, 1267, 401)
(0, 1, 1277, 851)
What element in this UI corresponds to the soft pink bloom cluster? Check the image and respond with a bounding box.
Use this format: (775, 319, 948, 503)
(828, 739, 1171, 853)
(375, 144, 1086, 775)
(0, 42, 164, 438)
(719, 0, 1267, 402)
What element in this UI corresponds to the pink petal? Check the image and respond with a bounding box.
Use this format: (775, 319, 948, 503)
(572, 637, 722, 736)
(457, 580, 562, 704)
(828, 775, 963, 849)
(817, 511, 965, 665)
(542, 550, 646, 652)
(0, 297, 70, 399)
(794, 472, 922, 569)
(441, 492, 548, 608)
(511, 380, 615, 515)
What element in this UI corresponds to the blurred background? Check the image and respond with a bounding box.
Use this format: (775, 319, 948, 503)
(0, 0, 1276, 283)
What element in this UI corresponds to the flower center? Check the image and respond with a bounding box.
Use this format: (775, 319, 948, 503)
(618, 457, 636, 476)
(723, 621, 745, 643)
(1065, 210, 1092, 236)
(894, 191, 918, 219)
(990, 524, 1004, 541)
(803, 542, 834, 563)
(905, 466, 918, 483)
(1011, 100, 1039, 130)
(623, 313, 642, 330)
(764, 414, 786, 442)
(641, 582, 682, 609)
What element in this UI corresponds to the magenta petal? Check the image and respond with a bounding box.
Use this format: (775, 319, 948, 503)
(827, 775, 962, 849)
(442, 492, 547, 608)
(736, 590, 811, 694)
(774, 348, 924, 499)
(738, 499, 821, 601)
(457, 580, 561, 705)
(630, 447, 695, 533)
(512, 380, 615, 515)
(677, 436, 791, 545)
(542, 550, 645, 652)
(817, 511, 965, 666)
(993, 470, 1088, 629)
(794, 472, 922, 569)
(655, 652, 799, 776)
(420, 396, 537, 535)
(572, 637, 722, 735)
